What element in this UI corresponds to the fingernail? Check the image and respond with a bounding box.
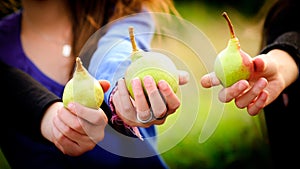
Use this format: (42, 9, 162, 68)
(238, 82, 248, 91)
(68, 103, 75, 110)
(131, 77, 140, 86)
(158, 80, 167, 90)
(143, 76, 154, 87)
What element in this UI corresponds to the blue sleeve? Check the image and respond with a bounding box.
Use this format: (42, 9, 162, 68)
(88, 12, 155, 104)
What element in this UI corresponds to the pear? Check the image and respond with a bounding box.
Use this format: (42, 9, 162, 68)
(62, 57, 104, 109)
(214, 12, 253, 87)
(125, 26, 179, 99)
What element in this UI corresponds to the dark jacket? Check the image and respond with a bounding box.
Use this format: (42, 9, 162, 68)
(260, 0, 300, 168)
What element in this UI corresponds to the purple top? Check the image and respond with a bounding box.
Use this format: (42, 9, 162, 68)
(0, 10, 64, 97)
(0, 10, 168, 169)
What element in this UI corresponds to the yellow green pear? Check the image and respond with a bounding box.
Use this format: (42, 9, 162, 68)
(62, 57, 104, 109)
(125, 26, 179, 99)
(214, 12, 253, 87)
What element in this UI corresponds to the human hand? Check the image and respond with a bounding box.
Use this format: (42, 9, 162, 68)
(200, 51, 288, 116)
(112, 70, 189, 128)
(41, 80, 110, 156)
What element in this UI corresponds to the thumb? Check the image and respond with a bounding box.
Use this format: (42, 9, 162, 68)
(200, 72, 220, 88)
(252, 55, 266, 72)
(98, 80, 110, 93)
(178, 70, 189, 85)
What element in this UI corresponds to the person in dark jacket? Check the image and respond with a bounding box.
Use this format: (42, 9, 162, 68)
(201, 0, 300, 168)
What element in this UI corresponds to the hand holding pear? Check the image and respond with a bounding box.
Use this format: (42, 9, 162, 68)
(214, 12, 253, 87)
(62, 57, 105, 109)
(124, 26, 180, 99)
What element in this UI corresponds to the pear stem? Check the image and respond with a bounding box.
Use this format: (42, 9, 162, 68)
(76, 57, 84, 72)
(129, 26, 139, 52)
(222, 12, 236, 39)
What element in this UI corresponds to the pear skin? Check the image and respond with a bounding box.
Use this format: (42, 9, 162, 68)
(125, 26, 179, 99)
(62, 57, 104, 109)
(214, 12, 253, 87)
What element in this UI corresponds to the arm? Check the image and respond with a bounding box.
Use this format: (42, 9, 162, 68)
(0, 61, 109, 156)
(0, 61, 60, 138)
(200, 0, 300, 115)
(221, 48, 298, 115)
(40, 80, 110, 156)
(88, 12, 155, 102)
(88, 11, 189, 137)
(230, 0, 300, 115)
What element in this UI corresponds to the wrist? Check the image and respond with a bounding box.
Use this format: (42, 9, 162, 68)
(268, 49, 298, 88)
(40, 102, 62, 142)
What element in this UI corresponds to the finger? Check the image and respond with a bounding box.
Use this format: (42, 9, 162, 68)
(76, 117, 106, 143)
(61, 105, 106, 143)
(252, 55, 266, 72)
(112, 90, 138, 126)
(200, 72, 220, 88)
(54, 113, 98, 151)
(51, 125, 68, 154)
(240, 49, 253, 68)
(67, 102, 108, 125)
(131, 77, 151, 121)
(57, 106, 85, 134)
(143, 75, 167, 119)
(247, 90, 269, 116)
(178, 70, 189, 85)
(53, 114, 89, 143)
(99, 80, 110, 93)
(52, 125, 83, 156)
(235, 78, 268, 108)
(115, 78, 136, 121)
(52, 117, 92, 156)
(158, 79, 180, 114)
(218, 80, 249, 103)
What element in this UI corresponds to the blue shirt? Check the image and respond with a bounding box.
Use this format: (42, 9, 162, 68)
(0, 10, 168, 169)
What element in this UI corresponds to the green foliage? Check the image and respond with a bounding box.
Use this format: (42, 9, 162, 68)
(0, 148, 11, 169)
(158, 101, 272, 169)
(173, 0, 266, 17)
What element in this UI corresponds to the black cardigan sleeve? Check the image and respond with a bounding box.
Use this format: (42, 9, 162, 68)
(260, 31, 300, 68)
(0, 61, 61, 140)
(258, 2, 300, 166)
(259, 0, 300, 83)
(260, 0, 300, 66)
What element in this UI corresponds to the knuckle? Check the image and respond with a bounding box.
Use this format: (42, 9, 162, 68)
(72, 120, 83, 131)
(133, 89, 145, 98)
(123, 104, 133, 113)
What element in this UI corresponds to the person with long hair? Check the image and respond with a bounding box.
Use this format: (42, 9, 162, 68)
(0, 0, 188, 168)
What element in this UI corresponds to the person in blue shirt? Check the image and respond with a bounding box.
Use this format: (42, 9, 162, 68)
(0, 0, 188, 168)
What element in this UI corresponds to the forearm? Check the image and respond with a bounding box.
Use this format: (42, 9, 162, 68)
(40, 102, 63, 142)
(265, 49, 299, 89)
(1, 61, 61, 139)
(88, 12, 155, 104)
(261, 1, 300, 84)
(261, 31, 300, 89)
(88, 12, 155, 137)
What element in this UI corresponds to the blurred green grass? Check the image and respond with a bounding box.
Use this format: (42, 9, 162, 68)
(0, 148, 10, 169)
